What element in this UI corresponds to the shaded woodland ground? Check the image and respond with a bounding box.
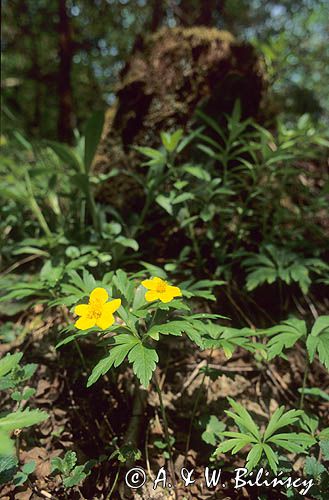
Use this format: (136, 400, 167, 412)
(1, 2, 329, 499)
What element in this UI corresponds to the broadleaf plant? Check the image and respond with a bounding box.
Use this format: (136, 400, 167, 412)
(216, 399, 315, 473)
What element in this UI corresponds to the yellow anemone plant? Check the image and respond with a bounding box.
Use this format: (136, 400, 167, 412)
(74, 287, 121, 330)
(141, 276, 182, 303)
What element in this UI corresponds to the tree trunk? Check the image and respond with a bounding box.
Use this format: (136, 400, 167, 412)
(93, 27, 266, 213)
(57, 0, 74, 143)
(150, 0, 165, 32)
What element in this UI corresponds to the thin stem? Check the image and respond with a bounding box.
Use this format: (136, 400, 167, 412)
(106, 466, 120, 499)
(299, 360, 309, 409)
(62, 307, 88, 372)
(184, 349, 213, 463)
(74, 338, 88, 372)
(153, 372, 178, 500)
(24, 170, 52, 238)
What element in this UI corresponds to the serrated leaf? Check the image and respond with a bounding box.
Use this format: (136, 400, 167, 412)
(307, 316, 329, 370)
(128, 342, 158, 388)
(226, 398, 260, 440)
(262, 319, 306, 360)
(0, 432, 15, 457)
(0, 454, 18, 484)
(320, 440, 329, 461)
(304, 457, 326, 478)
(246, 443, 263, 471)
(87, 335, 139, 387)
(263, 407, 303, 441)
(201, 416, 225, 446)
(0, 409, 48, 432)
(0, 352, 23, 377)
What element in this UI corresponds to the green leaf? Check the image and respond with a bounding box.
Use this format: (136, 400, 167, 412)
(0, 432, 15, 456)
(87, 335, 139, 387)
(307, 315, 329, 370)
(0, 455, 18, 484)
(84, 110, 105, 171)
(128, 342, 158, 388)
(268, 432, 315, 453)
(263, 407, 303, 441)
(63, 465, 87, 487)
(13, 471, 28, 486)
(115, 236, 139, 251)
(226, 398, 260, 440)
(0, 409, 48, 432)
(183, 164, 211, 181)
(46, 141, 82, 172)
(262, 319, 306, 360)
(246, 443, 263, 471)
(304, 457, 326, 479)
(310, 316, 329, 337)
(297, 387, 329, 402)
(11, 388, 36, 402)
(22, 460, 36, 475)
(160, 129, 183, 153)
(156, 194, 173, 215)
(112, 269, 135, 303)
(263, 444, 279, 474)
(202, 416, 226, 446)
(320, 440, 329, 461)
(0, 352, 23, 378)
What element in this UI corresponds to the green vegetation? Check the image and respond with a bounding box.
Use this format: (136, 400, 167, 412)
(1, 1, 328, 498)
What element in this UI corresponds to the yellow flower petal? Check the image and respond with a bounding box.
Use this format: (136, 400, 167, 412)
(145, 290, 159, 302)
(167, 285, 182, 297)
(159, 291, 175, 303)
(75, 316, 96, 330)
(103, 298, 121, 315)
(141, 278, 158, 290)
(74, 304, 89, 316)
(89, 287, 108, 304)
(96, 313, 115, 330)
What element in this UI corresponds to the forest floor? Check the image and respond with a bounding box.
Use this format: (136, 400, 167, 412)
(1, 290, 328, 500)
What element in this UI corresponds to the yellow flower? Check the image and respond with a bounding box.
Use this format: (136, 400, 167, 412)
(141, 277, 182, 303)
(74, 287, 121, 330)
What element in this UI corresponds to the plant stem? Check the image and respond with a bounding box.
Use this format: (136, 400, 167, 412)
(24, 170, 52, 238)
(184, 349, 212, 463)
(62, 307, 88, 372)
(299, 360, 309, 409)
(153, 372, 178, 500)
(74, 338, 88, 372)
(106, 466, 120, 499)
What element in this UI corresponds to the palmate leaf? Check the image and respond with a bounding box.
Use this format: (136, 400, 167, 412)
(243, 245, 327, 294)
(225, 398, 260, 440)
(268, 432, 316, 453)
(147, 319, 204, 347)
(216, 399, 311, 474)
(261, 318, 306, 360)
(246, 443, 264, 471)
(263, 407, 304, 440)
(307, 315, 329, 371)
(87, 335, 139, 387)
(202, 324, 261, 359)
(87, 334, 158, 388)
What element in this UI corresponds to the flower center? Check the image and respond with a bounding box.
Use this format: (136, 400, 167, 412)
(156, 281, 167, 293)
(88, 301, 102, 319)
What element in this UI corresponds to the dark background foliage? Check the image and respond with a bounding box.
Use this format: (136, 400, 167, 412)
(2, 0, 329, 142)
